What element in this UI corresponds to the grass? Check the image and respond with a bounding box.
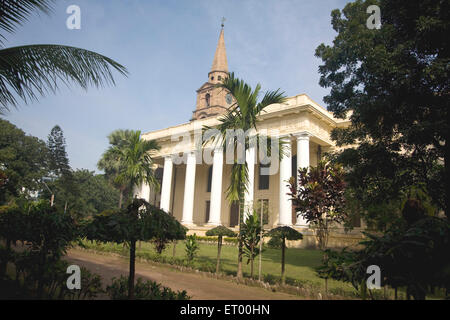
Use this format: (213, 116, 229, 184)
(79, 239, 358, 297)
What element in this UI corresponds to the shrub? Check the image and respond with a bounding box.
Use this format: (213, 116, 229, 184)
(185, 234, 200, 262)
(106, 276, 190, 300)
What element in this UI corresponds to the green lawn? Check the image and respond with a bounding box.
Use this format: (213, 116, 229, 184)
(81, 240, 358, 297)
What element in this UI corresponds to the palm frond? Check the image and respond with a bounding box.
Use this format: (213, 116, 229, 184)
(0, 0, 54, 43)
(0, 44, 128, 112)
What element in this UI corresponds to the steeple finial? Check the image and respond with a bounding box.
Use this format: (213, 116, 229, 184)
(210, 24, 228, 74)
(221, 17, 226, 29)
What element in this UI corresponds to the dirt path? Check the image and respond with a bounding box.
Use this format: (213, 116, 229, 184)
(65, 249, 302, 300)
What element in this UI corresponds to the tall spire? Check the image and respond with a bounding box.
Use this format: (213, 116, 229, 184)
(210, 23, 228, 74)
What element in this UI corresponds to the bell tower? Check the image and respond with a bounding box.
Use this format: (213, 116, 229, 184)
(192, 21, 232, 120)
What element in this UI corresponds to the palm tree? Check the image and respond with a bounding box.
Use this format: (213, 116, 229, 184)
(99, 130, 160, 208)
(98, 130, 136, 208)
(203, 72, 286, 279)
(0, 0, 127, 113)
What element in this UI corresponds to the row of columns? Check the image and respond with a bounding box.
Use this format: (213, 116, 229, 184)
(156, 133, 311, 228)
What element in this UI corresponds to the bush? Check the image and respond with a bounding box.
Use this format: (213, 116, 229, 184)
(185, 234, 200, 262)
(106, 276, 190, 300)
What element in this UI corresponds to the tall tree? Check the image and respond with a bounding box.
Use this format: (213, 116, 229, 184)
(0, 118, 48, 203)
(315, 0, 448, 223)
(98, 130, 160, 208)
(203, 72, 286, 279)
(47, 125, 70, 178)
(0, 0, 127, 113)
(98, 130, 135, 208)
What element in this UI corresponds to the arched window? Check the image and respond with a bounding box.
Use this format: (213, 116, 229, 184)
(205, 93, 211, 107)
(218, 76, 222, 81)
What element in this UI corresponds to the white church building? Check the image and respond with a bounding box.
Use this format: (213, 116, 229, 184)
(139, 27, 364, 248)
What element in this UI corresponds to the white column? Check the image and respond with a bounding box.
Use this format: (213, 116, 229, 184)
(244, 143, 256, 220)
(140, 183, 150, 202)
(208, 148, 223, 225)
(160, 156, 173, 212)
(279, 136, 292, 226)
(295, 133, 310, 227)
(181, 152, 196, 225)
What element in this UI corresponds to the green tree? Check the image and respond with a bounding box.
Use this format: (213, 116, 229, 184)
(85, 199, 186, 299)
(47, 125, 71, 178)
(0, 204, 25, 278)
(202, 72, 286, 279)
(241, 212, 262, 278)
(315, 0, 448, 223)
(290, 160, 346, 291)
(40, 169, 120, 217)
(0, 0, 127, 113)
(267, 226, 303, 285)
(206, 226, 236, 274)
(45, 125, 74, 210)
(0, 119, 49, 203)
(98, 130, 159, 208)
(318, 200, 450, 300)
(290, 161, 347, 251)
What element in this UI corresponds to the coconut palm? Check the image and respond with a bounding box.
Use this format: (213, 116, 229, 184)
(98, 130, 160, 208)
(203, 72, 287, 279)
(0, 0, 127, 113)
(98, 130, 136, 208)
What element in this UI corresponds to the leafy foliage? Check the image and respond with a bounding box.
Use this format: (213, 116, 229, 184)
(98, 129, 160, 208)
(0, 1, 127, 112)
(317, 201, 450, 300)
(85, 199, 186, 299)
(206, 226, 236, 273)
(206, 226, 236, 238)
(241, 213, 262, 277)
(315, 0, 448, 221)
(290, 160, 347, 250)
(267, 226, 303, 284)
(106, 276, 190, 300)
(185, 234, 200, 262)
(0, 118, 49, 203)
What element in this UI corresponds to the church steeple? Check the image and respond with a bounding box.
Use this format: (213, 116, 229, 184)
(192, 24, 233, 121)
(210, 27, 228, 75)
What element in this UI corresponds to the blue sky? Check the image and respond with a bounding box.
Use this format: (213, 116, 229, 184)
(3, 0, 348, 172)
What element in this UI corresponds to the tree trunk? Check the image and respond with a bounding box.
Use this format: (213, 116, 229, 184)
(216, 236, 222, 274)
(172, 240, 177, 258)
(445, 138, 449, 219)
(237, 187, 245, 279)
(0, 239, 11, 278)
(119, 190, 124, 209)
(250, 246, 254, 278)
(281, 237, 286, 285)
(128, 240, 136, 300)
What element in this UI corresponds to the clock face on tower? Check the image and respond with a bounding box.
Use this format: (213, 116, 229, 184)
(226, 93, 232, 105)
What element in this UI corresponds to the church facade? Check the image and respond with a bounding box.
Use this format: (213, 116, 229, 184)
(139, 28, 364, 248)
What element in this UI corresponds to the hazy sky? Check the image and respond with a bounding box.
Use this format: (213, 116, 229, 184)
(3, 0, 348, 172)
